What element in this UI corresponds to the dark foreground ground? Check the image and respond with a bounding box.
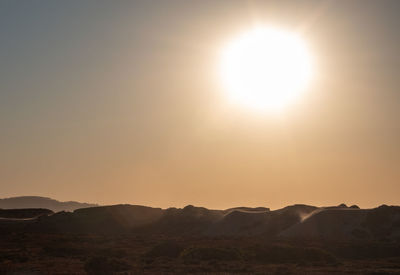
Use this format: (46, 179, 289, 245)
(1, 232, 400, 274)
(1, 204, 400, 274)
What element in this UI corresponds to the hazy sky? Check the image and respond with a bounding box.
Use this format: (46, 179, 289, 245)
(1, 0, 400, 209)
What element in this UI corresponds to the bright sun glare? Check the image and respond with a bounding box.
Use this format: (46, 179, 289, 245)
(220, 26, 313, 113)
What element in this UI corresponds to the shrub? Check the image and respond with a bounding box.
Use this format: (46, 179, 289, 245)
(42, 244, 86, 257)
(84, 256, 131, 275)
(145, 240, 184, 259)
(180, 246, 242, 262)
(252, 244, 338, 265)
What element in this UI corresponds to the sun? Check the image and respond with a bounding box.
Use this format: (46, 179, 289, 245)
(220, 26, 313, 113)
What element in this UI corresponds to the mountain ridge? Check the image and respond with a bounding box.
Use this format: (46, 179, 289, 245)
(2, 200, 399, 242)
(0, 196, 98, 212)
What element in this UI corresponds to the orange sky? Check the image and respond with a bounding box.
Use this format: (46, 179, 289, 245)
(1, 1, 400, 209)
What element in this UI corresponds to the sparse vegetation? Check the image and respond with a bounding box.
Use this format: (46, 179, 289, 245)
(181, 246, 242, 262)
(84, 256, 131, 275)
(1, 232, 399, 274)
(145, 240, 184, 259)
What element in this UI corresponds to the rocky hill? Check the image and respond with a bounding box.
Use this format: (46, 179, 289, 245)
(2, 202, 399, 242)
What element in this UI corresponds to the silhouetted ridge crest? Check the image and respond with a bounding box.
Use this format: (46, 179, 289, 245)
(0, 196, 97, 212)
(1, 202, 399, 241)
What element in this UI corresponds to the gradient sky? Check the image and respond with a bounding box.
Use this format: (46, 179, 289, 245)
(1, 0, 400, 209)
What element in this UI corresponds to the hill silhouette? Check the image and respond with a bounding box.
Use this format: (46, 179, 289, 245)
(281, 205, 400, 241)
(1, 202, 400, 274)
(0, 196, 97, 212)
(0, 208, 53, 219)
(2, 202, 399, 242)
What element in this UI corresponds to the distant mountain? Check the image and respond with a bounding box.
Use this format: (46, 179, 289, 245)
(0, 196, 98, 212)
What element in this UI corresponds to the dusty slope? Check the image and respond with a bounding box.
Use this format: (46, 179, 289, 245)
(280, 205, 400, 241)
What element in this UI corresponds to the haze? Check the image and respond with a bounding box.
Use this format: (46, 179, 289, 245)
(1, 0, 400, 209)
